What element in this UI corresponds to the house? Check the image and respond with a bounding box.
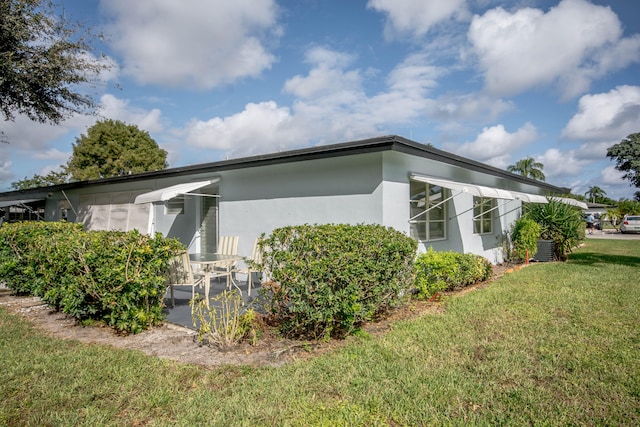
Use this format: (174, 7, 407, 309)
(0, 135, 584, 264)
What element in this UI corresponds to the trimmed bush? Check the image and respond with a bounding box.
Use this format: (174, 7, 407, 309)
(510, 217, 542, 262)
(414, 248, 493, 299)
(0, 221, 184, 334)
(259, 224, 417, 340)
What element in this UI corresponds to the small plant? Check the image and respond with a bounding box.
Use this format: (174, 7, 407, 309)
(190, 291, 258, 349)
(510, 217, 542, 262)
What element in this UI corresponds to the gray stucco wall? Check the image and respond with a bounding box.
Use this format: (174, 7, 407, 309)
(219, 152, 385, 257)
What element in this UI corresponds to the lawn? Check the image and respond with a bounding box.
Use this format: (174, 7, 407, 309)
(1, 239, 639, 426)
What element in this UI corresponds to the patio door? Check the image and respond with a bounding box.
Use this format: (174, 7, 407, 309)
(199, 192, 218, 253)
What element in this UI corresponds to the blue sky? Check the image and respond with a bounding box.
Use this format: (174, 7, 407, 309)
(1, 0, 639, 199)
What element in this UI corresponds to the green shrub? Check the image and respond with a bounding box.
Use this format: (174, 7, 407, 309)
(414, 248, 492, 299)
(0, 222, 184, 334)
(524, 199, 584, 261)
(258, 224, 417, 340)
(0, 221, 85, 295)
(510, 217, 542, 262)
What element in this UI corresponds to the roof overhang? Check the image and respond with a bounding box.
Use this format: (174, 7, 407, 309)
(0, 198, 46, 208)
(134, 178, 220, 204)
(410, 174, 515, 200)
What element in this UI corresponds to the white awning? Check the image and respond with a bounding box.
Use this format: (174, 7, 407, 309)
(410, 174, 514, 200)
(551, 197, 588, 209)
(511, 191, 548, 204)
(0, 198, 45, 208)
(134, 178, 220, 204)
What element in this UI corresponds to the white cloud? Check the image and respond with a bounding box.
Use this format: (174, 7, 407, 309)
(283, 48, 361, 99)
(0, 158, 11, 184)
(600, 165, 626, 186)
(538, 148, 590, 179)
(181, 46, 449, 157)
(182, 101, 302, 154)
(468, 0, 640, 98)
(101, 0, 280, 89)
(31, 149, 70, 162)
(425, 93, 514, 123)
(96, 95, 164, 133)
(572, 141, 612, 163)
(367, 0, 468, 39)
(448, 122, 538, 166)
(562, 85, 640, 142)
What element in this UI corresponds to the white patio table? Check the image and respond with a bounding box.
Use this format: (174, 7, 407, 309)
(189, 253, 243, 306)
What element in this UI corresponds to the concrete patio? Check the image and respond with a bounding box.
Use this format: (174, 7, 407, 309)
(162, 275, 263, 329)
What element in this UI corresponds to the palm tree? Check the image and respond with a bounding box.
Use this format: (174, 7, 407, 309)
(585, 186, 606, 203)
(507, 157, 546, 181)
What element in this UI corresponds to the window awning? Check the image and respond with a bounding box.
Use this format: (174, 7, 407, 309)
(410, 174, 514, 200)
(510, 191, 548, 204)
(134, 178, 220, 204)
(0, 198, 45, 208)
(551, 197, 588, 209)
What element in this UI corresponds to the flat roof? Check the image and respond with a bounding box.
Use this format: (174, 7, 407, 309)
(0, 135, 571, 200)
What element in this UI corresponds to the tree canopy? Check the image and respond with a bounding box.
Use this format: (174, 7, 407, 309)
(66, 119, 168, 181)
(507, 157, 546, 181)
(0, 0, 111, 125)
(607, 133, 640, 188)
(585, 186, 607, 204)
(11, 170, 69, 190)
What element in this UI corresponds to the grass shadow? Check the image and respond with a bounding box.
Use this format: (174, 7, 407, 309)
(568, 251, 640, 267)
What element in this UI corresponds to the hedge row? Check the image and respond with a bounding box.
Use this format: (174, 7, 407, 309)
(0, 222, 184, 334)
(414, 248, 493, 299)
(259, 224, 418, 339)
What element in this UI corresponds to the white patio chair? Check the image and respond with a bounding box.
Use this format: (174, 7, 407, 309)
(233, 238, 264, 296)
(165, 252, 204, 307)
(213, 235, 239, 289)
(217, 235, 239, 256)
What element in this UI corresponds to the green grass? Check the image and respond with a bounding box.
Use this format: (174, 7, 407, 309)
(1, 239, 639, 426)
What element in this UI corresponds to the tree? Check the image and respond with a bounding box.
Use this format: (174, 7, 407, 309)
(607, 133, 640, 188)
(11, 169, 69, 189)
(66, 119, 168, 181)
(507, 157, 546, 181)
(1, 0, 111, 125)
(585, 186, 606, 203)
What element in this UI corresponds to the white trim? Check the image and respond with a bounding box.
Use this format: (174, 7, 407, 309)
(134, 178, 220, 204)
(409, 174, 514, 200)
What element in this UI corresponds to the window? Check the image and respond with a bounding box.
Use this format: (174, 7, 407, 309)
(410, 181, 447, 241)
(473, 197, 494, 234)
(166, 198, 184, 215)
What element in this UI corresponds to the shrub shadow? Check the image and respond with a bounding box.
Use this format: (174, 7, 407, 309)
(569, 251, 640, 267)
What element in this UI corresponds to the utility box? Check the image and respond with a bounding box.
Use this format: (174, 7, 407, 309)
(534, 239, 555, 262)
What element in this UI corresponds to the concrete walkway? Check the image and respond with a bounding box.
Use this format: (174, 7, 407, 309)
(585, 229, 640, 240)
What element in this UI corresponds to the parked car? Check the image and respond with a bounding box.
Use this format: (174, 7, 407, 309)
(620, 215, 640, 234)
